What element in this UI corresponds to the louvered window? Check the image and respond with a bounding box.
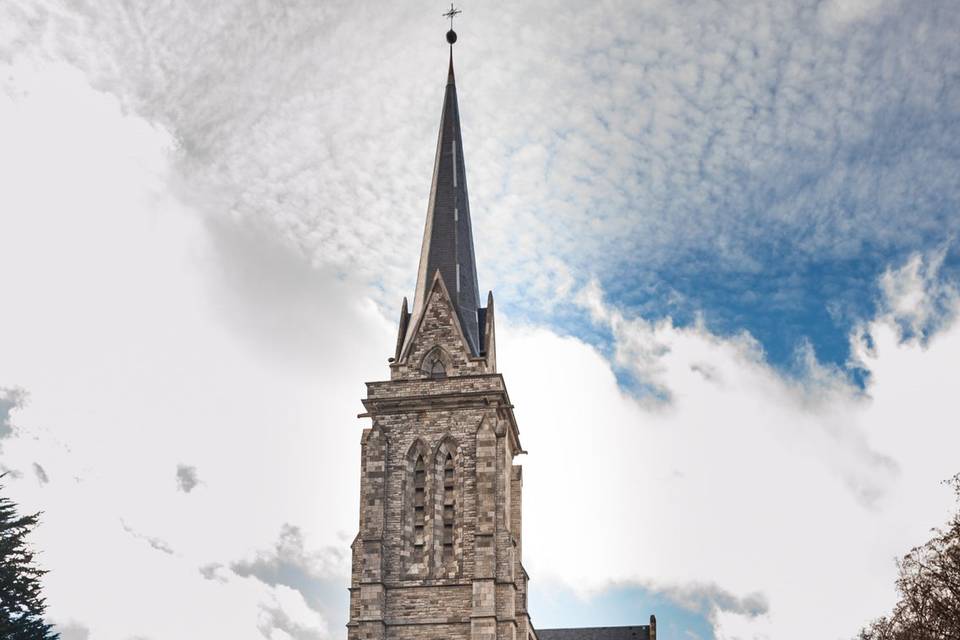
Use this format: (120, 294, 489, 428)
(442, 453, 455, 561)
(414, 456, 426, 547)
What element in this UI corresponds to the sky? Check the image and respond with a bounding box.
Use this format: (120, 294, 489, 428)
(1, 1, 959, 639)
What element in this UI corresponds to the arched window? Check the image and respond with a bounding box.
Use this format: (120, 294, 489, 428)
(441, 453, 455, 561)
(413, 456, 426, 547)
(427, 354, 446, 378)
(403, 442, 431, 579)
(421, 347, 448, 379)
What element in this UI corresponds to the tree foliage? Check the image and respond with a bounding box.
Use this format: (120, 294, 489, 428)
(0, 480, 58, 640)
(858, 475, 960, 640)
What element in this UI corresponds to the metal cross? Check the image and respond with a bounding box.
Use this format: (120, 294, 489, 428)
(442, 3, 462, 30)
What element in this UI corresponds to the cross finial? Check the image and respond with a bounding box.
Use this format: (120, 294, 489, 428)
(442, 3, 461, 30)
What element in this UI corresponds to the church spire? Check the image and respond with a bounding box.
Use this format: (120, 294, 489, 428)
(405, 26, 483, 355)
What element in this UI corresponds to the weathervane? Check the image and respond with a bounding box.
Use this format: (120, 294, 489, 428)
(443, 3, 461, 44)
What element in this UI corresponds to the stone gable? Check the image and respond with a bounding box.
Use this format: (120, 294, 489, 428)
(392, 274, 492, 382)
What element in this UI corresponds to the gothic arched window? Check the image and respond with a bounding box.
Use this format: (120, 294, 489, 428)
(413, 456, 426, 547)
(441, 453, 455, 561)
(421, 347, 449, 379)
(428, 354, 446, 378)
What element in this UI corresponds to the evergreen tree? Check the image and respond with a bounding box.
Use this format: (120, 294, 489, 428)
(0, 479, 58, 640)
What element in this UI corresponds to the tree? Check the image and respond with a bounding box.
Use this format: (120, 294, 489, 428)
(858, 474, 960, 640)
(0, 478, 58, 640)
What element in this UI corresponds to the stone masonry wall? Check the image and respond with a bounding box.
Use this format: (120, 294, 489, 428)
(348, 282, 528, 640)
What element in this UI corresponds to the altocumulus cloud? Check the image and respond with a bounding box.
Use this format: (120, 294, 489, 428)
(7, 0, 960, 368)
(2, 3, 960, 640)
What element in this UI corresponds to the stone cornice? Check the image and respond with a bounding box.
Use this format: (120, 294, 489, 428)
(360, 373, 524, 453)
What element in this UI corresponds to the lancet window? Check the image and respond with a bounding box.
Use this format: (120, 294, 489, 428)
(413, 456, 426, 547)
(441, 453, 455, 561)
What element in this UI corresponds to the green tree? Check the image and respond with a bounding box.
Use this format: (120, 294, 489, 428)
(0, 479, 58, 640)
(858, 475, 960, 640)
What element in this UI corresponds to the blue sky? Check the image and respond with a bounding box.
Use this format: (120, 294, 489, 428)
(1, 1, 960, 639)
(532, 584, 717, 640)
(601, 248, 960, 373)
(474, 0, 960, 376)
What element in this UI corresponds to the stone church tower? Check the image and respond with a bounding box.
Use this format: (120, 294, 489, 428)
(347, 36, 531, 640)
(347, 27, 655, 640)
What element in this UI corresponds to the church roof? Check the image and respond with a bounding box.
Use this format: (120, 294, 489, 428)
(404, 50, 483, 356)
(537, 626, 652, 640)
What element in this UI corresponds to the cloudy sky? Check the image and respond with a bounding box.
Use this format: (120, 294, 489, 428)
(2, 1, 959, 638)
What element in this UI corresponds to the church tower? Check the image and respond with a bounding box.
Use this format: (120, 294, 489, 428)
(347, 19, 658, 640)
(347, 25, 534, 640)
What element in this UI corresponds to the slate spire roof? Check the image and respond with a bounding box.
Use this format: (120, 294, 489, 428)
(404, 49, 483, 355)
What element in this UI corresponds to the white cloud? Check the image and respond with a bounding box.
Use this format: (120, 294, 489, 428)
(2, 5, 959, 640)
(501, 253, 960, 639)
(876, 247, 957, 339)
(818, 0, 898, 28)
(0, 60, 390, 639)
